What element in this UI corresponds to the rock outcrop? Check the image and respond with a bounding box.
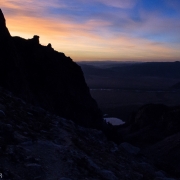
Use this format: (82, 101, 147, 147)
(0, 9, 103, 129)
(0, 9, 10, 39)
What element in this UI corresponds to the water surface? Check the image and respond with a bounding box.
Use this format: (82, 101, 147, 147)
(104, 117, 125, 126)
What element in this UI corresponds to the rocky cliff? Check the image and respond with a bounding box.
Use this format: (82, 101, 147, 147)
(0, 9, 102, 129)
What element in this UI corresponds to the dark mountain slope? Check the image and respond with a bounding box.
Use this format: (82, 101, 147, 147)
(0, 9, 102, 128)
(0, 87, 176, 180)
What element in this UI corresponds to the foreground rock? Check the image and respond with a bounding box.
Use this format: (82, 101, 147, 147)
(0, 87, 177, 180)
(0, 9, 102, 129)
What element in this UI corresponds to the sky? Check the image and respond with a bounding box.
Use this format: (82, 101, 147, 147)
(1, 0, 180, 61)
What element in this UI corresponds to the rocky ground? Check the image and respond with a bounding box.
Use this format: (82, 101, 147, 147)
(0, 87, 178, 180)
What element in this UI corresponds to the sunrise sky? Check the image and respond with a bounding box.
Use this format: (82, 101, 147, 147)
(1, 0, 180, 61)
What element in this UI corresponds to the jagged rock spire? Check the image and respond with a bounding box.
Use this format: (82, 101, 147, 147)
(0, 9, 6, 26)
(0, 9, 11, 38)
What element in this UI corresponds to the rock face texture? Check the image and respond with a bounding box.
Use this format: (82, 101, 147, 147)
(0, 87, 177, 180)
(0, 9, 102, 129)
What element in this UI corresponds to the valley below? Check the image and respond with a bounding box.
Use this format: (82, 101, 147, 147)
(78, 62, 180, 122)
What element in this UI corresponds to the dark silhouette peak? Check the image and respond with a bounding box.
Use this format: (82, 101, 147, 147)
(33, 35, 39, 43)
(47, 43, 54, 50)
(0, 9, 5, 26)
(28, 35, 40, 44)
(47, 43, 52, 48)
(0, 9, 103, 129)
(0, 9, 11, 38)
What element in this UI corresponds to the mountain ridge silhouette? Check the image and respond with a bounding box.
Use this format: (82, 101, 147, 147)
(0, 9, 103, 129)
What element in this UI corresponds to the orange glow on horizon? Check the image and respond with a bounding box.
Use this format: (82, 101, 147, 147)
(1, 1, 180, 62)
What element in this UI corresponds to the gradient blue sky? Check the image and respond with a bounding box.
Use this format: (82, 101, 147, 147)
(1, 0, 180, 61)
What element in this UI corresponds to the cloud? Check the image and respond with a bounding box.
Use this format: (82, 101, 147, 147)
(165, 0, 180, 11)
(96, 0, 137, 8)
(78, 0, 137, 9)
(5, 14, 180, 61)
(1, 0, 180, 61)
(1, 0, 66, 18)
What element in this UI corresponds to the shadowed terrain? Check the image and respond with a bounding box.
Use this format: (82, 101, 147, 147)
(0, 87, 178, 180)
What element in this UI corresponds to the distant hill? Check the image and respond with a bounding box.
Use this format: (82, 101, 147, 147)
(79, 61, 180, 79)
(110, 62, 180, 78)
(77, 61, 139, 68)
(78, 64, 113, 77)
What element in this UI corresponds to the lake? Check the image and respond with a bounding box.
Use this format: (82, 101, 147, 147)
(104, 117, 125, 126)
